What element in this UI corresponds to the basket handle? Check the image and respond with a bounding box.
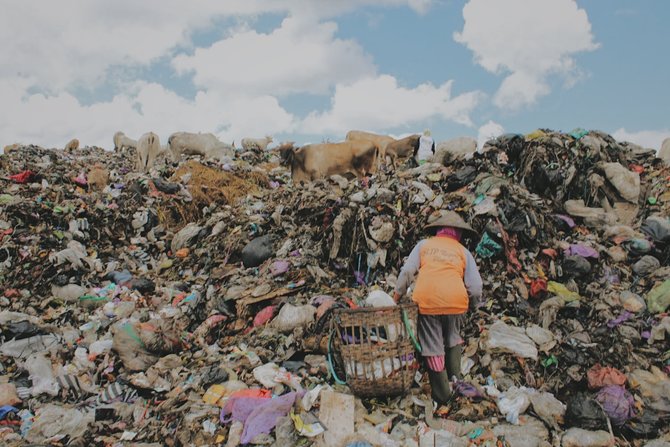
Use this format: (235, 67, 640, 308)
(327, 328, 347, 385)
(402, 308, 422, 353)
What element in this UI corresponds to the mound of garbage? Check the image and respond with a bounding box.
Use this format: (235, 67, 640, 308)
(0, 129, 668, 446)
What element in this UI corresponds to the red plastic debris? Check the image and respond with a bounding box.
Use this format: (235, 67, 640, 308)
(9, 170, 35, 183)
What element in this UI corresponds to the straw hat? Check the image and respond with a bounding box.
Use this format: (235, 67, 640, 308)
(424, 210, 474, 233)
(423, 128, 431, 137)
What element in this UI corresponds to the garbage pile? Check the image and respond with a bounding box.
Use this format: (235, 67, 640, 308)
(0, 129, 669, 446)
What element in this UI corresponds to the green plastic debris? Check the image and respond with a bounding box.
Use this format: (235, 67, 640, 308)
(646, 280, 670, 313)
(648, 197, 657, 205)
(475, 233, 502, 258)
(542, 355, 559, 368)
(473, 194, 486, 206)
(547, 281, 581, 302)
(569, 128, 589, 140)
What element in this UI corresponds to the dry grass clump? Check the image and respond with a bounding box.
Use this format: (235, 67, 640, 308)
(157, 161, 269, 228)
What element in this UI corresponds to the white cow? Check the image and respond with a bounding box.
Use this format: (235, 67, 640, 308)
(113, 131, 138, 153)
(241, 136, 273, 151)
(136, 132, 162, 172)
(168, 132, 235, 162)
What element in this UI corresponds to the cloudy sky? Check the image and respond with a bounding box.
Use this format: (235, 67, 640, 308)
(1, 0, 668, 150)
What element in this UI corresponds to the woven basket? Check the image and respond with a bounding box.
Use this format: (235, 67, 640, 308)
(331, 302, 420, 398)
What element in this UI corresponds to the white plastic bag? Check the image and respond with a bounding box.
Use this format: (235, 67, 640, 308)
(272, 304, 315, 332)
(486, 320, 538, 360)
(25, 353, 59, 397)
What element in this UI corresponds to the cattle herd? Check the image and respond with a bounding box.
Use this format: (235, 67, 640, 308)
(34, 129, 440, 182)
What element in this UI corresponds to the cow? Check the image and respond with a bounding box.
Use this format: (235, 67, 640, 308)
(384, 134, 420, 170)
(241, 136, 273, 151)
(167, 132, 235, 162)
(136, 132, 161, 172)
(280, 140, 379, 184)
(113, 131, 138, 154)
(345, 130, 394, 161)
(64, 138, 80, 152)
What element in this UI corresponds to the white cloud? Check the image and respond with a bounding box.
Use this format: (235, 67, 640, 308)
(477, 120, 505, 150)
(299, 75, 484, 135)
(173, 16, 376, 97)
(0, 79, 295, 149)
(454, 0, 599, 110)
(611, 128, 670, 151)
(0, 0, 454, 148)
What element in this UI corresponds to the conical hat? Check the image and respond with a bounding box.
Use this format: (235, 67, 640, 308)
(425, 210, 474, 233)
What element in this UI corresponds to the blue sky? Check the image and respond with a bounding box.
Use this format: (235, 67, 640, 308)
(1, 0, 668, 151)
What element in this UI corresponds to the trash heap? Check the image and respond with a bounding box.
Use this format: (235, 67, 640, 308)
(0, 129, 669, 447)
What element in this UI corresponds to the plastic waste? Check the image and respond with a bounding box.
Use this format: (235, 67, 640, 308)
(587, 364, 626, 389)
(496, 386, 531, 424)
(595, 385, 636, 426)
(272, 303, 315, 332)
(646, 280, 670, 313)
(26, 353, 60, 397)
(485, 320, 538, 360)
(0, 334, 61, 359)
(241, 234, 274, 268)
(25, 404, 94, 443)
(561, 428, 614, 447)
(566, 393, 608, 430)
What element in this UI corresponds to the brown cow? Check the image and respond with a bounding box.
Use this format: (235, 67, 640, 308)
(384, 134, 420, 170)
(281, 140, 379, 184)
(345, 130, 394, 160)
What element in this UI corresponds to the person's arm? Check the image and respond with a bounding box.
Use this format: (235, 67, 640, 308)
(393, 240, 424, 302)
(463, 248, 483, 308)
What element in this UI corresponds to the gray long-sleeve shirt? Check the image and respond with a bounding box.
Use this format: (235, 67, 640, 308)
(394, 239, 483, 307)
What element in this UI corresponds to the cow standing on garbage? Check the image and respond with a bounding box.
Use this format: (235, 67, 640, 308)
(136, 131, 162, 172)
(279, 140, 379, 183)
(167, 131, 235, 162)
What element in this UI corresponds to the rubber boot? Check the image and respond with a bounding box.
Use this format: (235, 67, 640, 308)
(427, 370, 451, 405)
(446, 345, 462, 380)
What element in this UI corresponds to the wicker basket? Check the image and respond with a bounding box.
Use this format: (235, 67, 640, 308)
(330, 302, 420, 398)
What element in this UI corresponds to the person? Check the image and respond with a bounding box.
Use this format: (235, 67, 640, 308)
(393, 210, 482, 404)
(415, 128, 435, 164)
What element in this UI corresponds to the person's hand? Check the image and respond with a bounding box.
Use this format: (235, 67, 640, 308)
(393, 291, 401, 303)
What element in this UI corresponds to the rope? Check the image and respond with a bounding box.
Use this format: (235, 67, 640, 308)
(327, 330, 347, 385)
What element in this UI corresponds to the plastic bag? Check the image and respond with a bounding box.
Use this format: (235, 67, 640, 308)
(111, 322, 159, 372)
(272, 304, 315, 332)
(0, 334, 61, 359)
(566, 393, 608, 430)
(595, 385, 636, 426)
(485, 320, 538, 360)
(561, 428, 614, 447)
(25, 404, 94, 443)
(646, 280, 670, 313)
(600, 162, 640, 203)
(628, 367, 670, 413)
(528, 391, 566, 428)
(496, 386, 531, 424)
(587, 364, 626, 389)
(25, 353, 60, 397)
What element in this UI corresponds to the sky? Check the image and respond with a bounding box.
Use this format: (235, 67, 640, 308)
(1, 0, 669, 151)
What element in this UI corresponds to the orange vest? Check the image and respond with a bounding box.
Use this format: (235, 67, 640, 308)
(412, 237, 468, 315)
